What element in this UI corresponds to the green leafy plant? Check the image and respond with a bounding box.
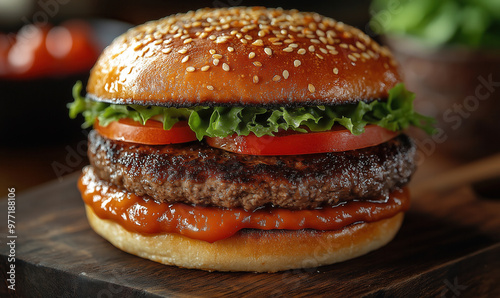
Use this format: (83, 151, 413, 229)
(370, 0, 500, 48)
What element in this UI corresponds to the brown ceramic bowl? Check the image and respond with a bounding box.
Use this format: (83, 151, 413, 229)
(385, 35, 500, 161)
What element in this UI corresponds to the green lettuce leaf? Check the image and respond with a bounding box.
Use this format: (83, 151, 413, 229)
(68, 81, 435, 140)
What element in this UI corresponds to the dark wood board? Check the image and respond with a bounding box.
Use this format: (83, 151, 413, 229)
(1, 172, 499, 297)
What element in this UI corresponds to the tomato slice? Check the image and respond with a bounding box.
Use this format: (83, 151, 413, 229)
(206, 125, 398, 155)
(94, 118, 197, 145)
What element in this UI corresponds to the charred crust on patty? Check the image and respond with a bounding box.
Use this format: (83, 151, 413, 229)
(88, 130, 416, 210)
(85, 93, 388, 109)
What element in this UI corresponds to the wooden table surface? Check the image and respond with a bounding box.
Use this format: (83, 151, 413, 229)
(1, 155, 499, 297)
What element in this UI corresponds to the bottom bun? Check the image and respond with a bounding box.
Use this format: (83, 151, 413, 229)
(86, 205, 404, 272)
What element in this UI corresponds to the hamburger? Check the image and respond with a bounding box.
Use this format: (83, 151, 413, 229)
(68, 7, 433, 272)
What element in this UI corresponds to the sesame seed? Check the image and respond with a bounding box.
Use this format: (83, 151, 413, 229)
(253, 75, 259, 83)
(216, 36, 230, 44)
(272, 75, 281, 82)
(339, 43, 348, 49)
(258, 30, 266, 37)
(213, 58, 220, 66)
(294, 60, 301, 67)
(333, 67, 339, 74)
(212, 54, 223, 59)
(284, 39, 293, 44)
(183, 38, 193, 44)
(161, 48, 172, 54)
(320, 48, 328, 54)
(356, 41, 366, 50)
(133, 43, 143, 51)
(264, 47, 273, 56)
(201, 65, 210, 71)
(380, 46, 391, 57)
(384, 63, 389, 69)
(186, 66, 195, 72)
(348, 54, 357, 62)
(349, 44, 357, 52)
(227, 47, 234, 52)
(178, 48, 188, 54)
(222, 63, 230, 71)
(283, 70, 289, 79)
(283, 47, 293, 52)
(252, 39, 264, 46)
(361, 52, 371, 59)
(316, 53, 324, 59)
(245, 34, 253, 40)
(240, 39, 248, 44)
(353, 52, 361, 58)
(253, 61, 262, 67)
(308, 45, 315, 52)
(206, 85, 214, 90)
(209, 35, 216, 41)
(343, 31, 353, 39)
(308, 84, 316, 93)
(181, 55, 190, 63)
(289, 43, 298, 48)
(311, 39, 321, 44)
(326, 30, 336, 37)
(248, 52, 256, 59)
(153, 39, 163, 45)
(297, 48, 306, 55)
(209, 49, 216, 54)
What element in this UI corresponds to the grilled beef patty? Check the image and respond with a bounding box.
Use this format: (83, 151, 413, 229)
(88, 130, 416, 210)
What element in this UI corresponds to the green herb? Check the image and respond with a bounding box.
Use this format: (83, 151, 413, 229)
(68, 81, 435, 140)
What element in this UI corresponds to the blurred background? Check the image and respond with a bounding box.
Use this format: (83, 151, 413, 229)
(1, 0, 499, 197)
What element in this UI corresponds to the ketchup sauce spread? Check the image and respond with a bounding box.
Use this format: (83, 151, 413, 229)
(79, 168, 410, 243)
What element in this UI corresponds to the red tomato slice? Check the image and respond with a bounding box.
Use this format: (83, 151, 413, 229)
(206, 125, 399, 155)
(94, 118, 197, 145)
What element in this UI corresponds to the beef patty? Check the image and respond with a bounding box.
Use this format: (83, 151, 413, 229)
(88, 130, 416, 210)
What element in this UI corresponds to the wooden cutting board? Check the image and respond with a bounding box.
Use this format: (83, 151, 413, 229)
(1, 170, 499, 297)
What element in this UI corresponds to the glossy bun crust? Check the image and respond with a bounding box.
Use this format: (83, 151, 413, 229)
(86, 206, 404, 272)
(87, 7, 401, 107)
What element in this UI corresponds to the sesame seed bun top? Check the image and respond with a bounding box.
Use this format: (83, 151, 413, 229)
(87, 7, 401, 107)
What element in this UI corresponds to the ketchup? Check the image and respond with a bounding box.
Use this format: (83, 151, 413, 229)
(79, 168, 410, 243)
